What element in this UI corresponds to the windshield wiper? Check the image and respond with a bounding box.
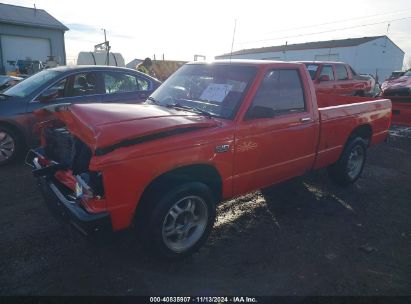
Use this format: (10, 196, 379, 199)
(147, 96, 160, 105)
(167, 103, 212, 119)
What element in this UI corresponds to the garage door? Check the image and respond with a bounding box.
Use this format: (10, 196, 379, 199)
(1, 35, 50, 72)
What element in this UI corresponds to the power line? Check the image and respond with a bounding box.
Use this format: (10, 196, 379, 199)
(238, 16, 411, 45)
(263, 8, 411, 35)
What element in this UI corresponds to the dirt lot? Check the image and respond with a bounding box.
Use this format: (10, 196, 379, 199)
(0, 128, 410, 296)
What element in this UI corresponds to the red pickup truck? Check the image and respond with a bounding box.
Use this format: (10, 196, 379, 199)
(30, 60, 391, 259)
(301, 61, 373, 96)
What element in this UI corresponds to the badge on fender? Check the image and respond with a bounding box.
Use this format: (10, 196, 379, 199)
(215, 144, 230, 153)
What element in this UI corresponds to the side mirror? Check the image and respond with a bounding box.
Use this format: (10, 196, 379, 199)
(38, 89, 58, 103)
(318, 75, 330, 82)
(246, 106, 274, 120)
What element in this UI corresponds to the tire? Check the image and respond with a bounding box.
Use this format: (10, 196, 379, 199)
(141, 182, 216, 260)
(328, 137, 367, 186)
(354, 91, 365, 97)
(0, 125, 23, 166)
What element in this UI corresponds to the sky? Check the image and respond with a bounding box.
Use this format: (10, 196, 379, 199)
(3, 0, 411, 67)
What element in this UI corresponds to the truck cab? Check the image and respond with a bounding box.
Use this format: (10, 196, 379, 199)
(301, 61, 372, 96)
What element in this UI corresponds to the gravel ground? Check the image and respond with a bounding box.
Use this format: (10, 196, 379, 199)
(0, 127, 410, 296)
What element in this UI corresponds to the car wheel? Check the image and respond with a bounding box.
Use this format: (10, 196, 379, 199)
(143, 182, 216, 260)
(0, 126, 22, 166)
(328, 137, 367, 186)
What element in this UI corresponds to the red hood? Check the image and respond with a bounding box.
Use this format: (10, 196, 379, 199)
(37, 103, 219, 153)
(381, 75, 411, 91)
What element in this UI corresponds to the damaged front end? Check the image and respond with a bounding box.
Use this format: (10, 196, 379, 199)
(29, 102, 220, 235)
(27, 123, 111, 236)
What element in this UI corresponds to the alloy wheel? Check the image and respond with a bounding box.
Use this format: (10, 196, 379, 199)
(162, 195, 208, 253)
(0, 131, 15, 162)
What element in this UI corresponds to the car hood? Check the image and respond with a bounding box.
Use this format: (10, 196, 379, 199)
(36, 103, 219, 154)
(381, 76, 411, 92)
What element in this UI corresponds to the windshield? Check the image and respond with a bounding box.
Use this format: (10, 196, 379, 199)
(404, 70, 411, 76)
(149, 64, 258, 119)
(3, 70, 61, 98)
(303, 63, 319, 80)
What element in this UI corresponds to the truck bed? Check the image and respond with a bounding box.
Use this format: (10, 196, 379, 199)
(313, 96, 391, 169)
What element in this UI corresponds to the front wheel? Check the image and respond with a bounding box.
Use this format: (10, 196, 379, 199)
(143, 182, 216, 259)
(328, 137, 367, 186)
(0, 126, 22, 166)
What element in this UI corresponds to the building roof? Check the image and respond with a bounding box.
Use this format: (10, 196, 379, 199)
(126, 58, 143, 69)
(0, 3, 68, 31)
(216, 36, 399, 58)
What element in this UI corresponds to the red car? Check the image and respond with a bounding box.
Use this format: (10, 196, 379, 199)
(301, 61, 372, 96)
(381, 70, 411, 126)
(30, 60, 391, 259)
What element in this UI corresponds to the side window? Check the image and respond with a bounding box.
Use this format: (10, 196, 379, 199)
(335, 64, 348, 80)
(36, 78, 68, 101)
(67, 72, 99, 97)
(137, 78, 149, 91)
(48, 78, 67, 98)
(350, 66, 357, 76)
(104, 72, 146, 93)
(247, 69, 305, 119)
(319, 65, 334, 80)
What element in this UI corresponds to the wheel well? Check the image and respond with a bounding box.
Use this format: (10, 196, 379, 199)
(347, 124, 372, 146)
(135, 164, 223, 219)
(0, 121, 25, 142)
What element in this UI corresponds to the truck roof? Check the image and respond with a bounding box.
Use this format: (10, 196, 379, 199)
(188, 59, 304, 67)
(296, 61, 347, 65)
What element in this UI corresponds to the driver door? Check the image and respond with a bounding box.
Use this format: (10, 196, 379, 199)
(232, 68, 318, 195)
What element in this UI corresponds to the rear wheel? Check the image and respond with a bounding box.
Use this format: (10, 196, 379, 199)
(0, 126, 22, 166)
(140, 182, 216, 259)
(328, 137, 367, 186)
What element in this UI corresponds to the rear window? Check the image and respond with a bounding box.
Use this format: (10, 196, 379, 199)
(303, 64, 319, 80)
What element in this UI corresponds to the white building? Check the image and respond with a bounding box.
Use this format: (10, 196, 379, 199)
(215, 36, 404, 81)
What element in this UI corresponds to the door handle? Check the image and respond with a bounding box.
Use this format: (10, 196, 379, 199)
(300, 117, 312, 123)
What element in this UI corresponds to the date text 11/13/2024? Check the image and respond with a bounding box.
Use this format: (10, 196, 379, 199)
(149, 296, 258, 303)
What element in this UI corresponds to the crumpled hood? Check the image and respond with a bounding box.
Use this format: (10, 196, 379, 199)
(37, 103, 219, 153)
(381, 76, 411, 92)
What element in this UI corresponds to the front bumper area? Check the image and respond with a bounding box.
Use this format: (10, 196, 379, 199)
(33, 157, 112, 236)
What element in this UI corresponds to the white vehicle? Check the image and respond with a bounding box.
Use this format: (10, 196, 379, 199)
(77, 51, 125, 67)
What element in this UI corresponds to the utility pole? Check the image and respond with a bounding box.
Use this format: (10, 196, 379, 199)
(101, 28, 110, 66)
